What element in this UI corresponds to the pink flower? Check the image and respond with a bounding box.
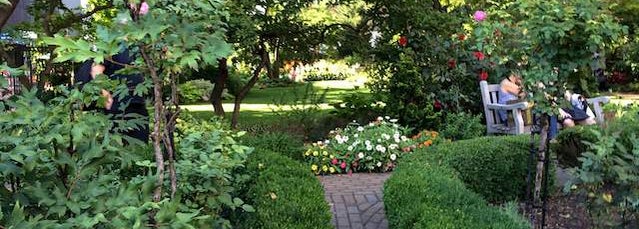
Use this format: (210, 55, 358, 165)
(139, 2, 149, 15)
(331, 158, 338, 165)
(473, 10, 487, 22)
(340, 161, 347, 169)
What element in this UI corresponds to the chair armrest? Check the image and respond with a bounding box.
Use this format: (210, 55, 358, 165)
(487, 102, 529, 110)
(587, 96, 610, 104)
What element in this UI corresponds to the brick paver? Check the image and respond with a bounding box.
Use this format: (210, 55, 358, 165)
(319, 173, 391, 229)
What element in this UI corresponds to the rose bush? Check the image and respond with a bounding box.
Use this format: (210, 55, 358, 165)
(304, 116, 414, 174)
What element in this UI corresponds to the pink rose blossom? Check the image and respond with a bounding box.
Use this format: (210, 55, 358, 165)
(340, 161, 347, 169)
(139, 2, 149, 15)
(473, 10, 487, 22)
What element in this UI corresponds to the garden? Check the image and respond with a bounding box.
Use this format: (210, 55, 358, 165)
(1, 0, 639, 228)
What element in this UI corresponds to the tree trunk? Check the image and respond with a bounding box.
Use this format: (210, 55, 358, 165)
(0, 0, 20, 30)
(231, 47, 267, 129)
(210, 58, 227, 116)
(139, 46, 165, 203)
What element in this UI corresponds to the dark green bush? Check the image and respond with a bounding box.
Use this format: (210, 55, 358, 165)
(242, 132, 305, 161)
(385, 164, 530, 229)
(234, 150, 333, 229)
(551, 125, 600, 168)
(384, 135, 545, 229)
(415, 135, 542, 202)
(439, 112, 485, 141)
(178, 79, 215, 104)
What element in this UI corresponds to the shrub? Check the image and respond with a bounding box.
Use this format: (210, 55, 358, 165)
(551, 125, 599, 168)
(234, 150, 333, 229)
(259, 77, 299, 88)
(331, 93, 385, 125)
(425, 135, 541, 202)
(242, 132, 305, 161)
(384, 135, 540, 229)
(439, 112, 485, 141)
(178, 79, 215, 104)
(304, 117, 414, 174)
(566, 105, 639, 227)
(385, 164, 530, 229)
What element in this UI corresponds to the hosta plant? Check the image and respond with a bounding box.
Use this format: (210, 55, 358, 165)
(304, 116, 413, 175)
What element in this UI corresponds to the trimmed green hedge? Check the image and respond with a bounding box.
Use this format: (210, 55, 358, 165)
(235, 150, 333, 229)
(242, 132, 305, 161)
(384, 135, 545, 228)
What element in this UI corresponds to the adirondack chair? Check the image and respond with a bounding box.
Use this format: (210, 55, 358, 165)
(479, 80, 610, 135)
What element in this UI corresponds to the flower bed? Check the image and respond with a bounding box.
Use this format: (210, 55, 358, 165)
(304, 117, 446, 174)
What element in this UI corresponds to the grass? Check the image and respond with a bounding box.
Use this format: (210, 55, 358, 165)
(184, 79, 368, 125)
(183, 79, 368, 116)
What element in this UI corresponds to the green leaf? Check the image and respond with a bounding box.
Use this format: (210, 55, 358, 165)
(241, 204, 255, 212)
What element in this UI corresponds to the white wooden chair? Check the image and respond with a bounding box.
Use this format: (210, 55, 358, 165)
(479, 80, 610, 135)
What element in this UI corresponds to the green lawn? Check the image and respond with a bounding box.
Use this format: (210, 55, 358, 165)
(183, 80, 369, 124)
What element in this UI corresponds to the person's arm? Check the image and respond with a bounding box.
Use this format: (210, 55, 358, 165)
(501, 81, 522, 96)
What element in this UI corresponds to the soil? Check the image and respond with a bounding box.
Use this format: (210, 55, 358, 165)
(520, 192, 591, 229)
(539, 192, 591, 229)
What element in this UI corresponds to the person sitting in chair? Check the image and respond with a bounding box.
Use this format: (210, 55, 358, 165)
(559, 90, 597, 127)
(498, 73, 526, 126)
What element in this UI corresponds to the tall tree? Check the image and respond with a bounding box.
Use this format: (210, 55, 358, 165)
(223, 0, 321, 127)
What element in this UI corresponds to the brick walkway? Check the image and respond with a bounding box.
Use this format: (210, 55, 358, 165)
(319, 173, 391, 229)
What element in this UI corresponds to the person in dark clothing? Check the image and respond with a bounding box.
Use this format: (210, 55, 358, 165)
(75, 49, 149, 143)
(104, 49, 149, 143)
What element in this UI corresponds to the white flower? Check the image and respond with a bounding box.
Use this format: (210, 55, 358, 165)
(369, 123, 375, 127)
(389, 144, 398, 150)
(395, 138, 400, 143)
(377, 116, 384, 121)
(376, 161, 382, 167)
(377, 139, 382, 143)
(365, 140, 371, 146)
(393, 124, 399, 128)
(366, 145, 373, 151)
(390, 119, 398, 123)
(348, 146, 354, 151)
(330, 130, 335, 134)
(382, 134, 390, 140)
(324, 140, 330, 144)
(390, 154, 397, 161)
(393, 133, 400, 139)
(401, 136, 408, 141)
(343, 136, 349, 142)
(376, 145, 386, 153)
(358, 152, 364, 159)
(354, 134, 359, 138)
(385, 116, 390, 120)
(357, 126, 364, 132)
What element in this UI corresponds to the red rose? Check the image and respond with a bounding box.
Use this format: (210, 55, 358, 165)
(473, 51, 485, 61)
(458, 34, 466, 41)
(448, 59, 456, 68)
(479, 71, 489, 81)
(331, 158, 338, 165)
(340, 161, 347, 169)
(398, 36, 408, 47)
(434, 100, 442, 110)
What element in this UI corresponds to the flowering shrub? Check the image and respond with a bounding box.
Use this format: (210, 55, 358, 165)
(304, 116, 413, 174)
(411, 130, 447, 149)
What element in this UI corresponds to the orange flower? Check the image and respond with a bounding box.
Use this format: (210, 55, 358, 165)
(431, 132, 438, 138)
(425, 140, 433, 146)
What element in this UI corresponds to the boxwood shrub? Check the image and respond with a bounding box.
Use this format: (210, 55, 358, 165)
(234, 150, 333, 229)
(384, 135, 549, 228)
(385, 165, 530, 229)
(242, 132, 305, 161)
